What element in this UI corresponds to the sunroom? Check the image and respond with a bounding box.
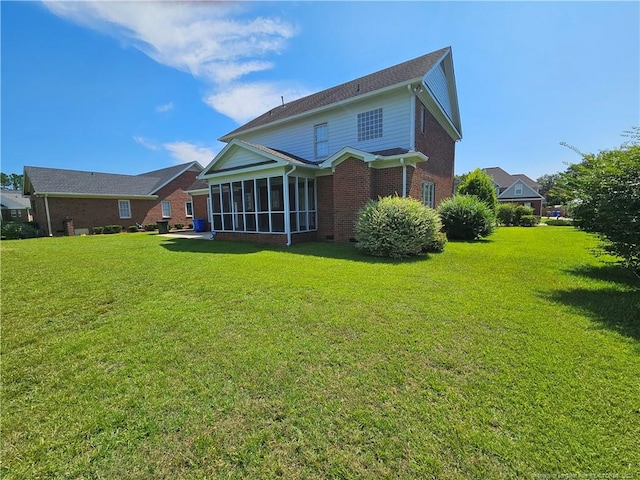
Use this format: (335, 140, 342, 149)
(198, 140, 321, 244)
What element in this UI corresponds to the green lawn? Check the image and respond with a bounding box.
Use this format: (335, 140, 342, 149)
(1, 227, 638, 479)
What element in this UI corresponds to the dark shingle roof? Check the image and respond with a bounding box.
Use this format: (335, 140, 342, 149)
(24, 162, 201, 197)
(484, 167, 538, 189)
(221, 47, 450, 140)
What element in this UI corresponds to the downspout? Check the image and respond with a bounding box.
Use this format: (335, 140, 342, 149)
(400, 158, 407, 198)
(284, 165, 297, 246)
(43, 194, 53, 237)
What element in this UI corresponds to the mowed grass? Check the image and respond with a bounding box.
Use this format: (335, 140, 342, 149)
(1, 227, 638, 479)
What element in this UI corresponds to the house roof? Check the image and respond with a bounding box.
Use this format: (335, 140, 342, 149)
(0, 188, 31, 209)
(24, 162, 202, 198)
(483, 167, 539, 189)
(220, 46, 451, 141)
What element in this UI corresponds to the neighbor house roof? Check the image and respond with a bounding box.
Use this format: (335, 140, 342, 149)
(0, 188, 31, 210)
(483, 167, 539, 189)
(24, 162, 202, 198)
(220, 46, 451, 141)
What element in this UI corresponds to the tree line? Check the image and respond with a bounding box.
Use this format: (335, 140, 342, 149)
(1, 173, 24, 191)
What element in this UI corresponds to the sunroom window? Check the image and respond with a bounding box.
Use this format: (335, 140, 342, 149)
(209, 175, 316, 234)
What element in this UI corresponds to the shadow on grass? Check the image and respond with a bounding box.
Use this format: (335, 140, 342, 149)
(547, 263, 640, 342)
(159, 238, 435, 264)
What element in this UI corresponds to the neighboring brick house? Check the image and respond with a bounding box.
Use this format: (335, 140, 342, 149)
(1, 188, 32, 223)
(190, 46, 462, 245)
(483, 167, 545, 215)
(23, 162, 202, 236)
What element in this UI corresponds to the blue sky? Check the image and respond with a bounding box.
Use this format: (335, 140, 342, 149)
(2, 1, 638, 181)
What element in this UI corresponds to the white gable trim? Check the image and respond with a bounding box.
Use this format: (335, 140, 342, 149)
(498, 179, 545, 200)
(199, 140, 292, 179)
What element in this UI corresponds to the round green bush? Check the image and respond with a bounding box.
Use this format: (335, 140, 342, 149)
(496, 203, 516, 226)
(437, 195, 495, 240)
(355, 196, 443, 258)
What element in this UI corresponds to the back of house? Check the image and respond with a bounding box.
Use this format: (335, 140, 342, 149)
(192, 46, 463, 244)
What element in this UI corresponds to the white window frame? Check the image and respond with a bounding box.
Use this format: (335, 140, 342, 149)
(514, 183, 523, 196)
(209, 175, 317, 235)
(118, 200, 131, 219)
(422, 181, 435, 208)
(357, 108, 383, 142)
(314, 123, 328, 159)
(161, 200, 172, 218)
(185, 201, 193, 218)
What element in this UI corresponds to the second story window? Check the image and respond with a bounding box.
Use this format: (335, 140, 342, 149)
(315, 123, 328, 158)
(515, 183, 523, 196)
(358, 108, 383, 141)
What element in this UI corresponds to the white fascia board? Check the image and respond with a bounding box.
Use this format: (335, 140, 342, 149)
(219, 80, 418, 143)
(499, 179, 544, 200)
(33, 193, 158, 200)
(416, 88, 462, 141)
(200, 165, 288, 185)
(198, 141, 241, 178)
(317, 147, 378, 170)
(369, 151, 428, 169)
(184, 188, 209, 196)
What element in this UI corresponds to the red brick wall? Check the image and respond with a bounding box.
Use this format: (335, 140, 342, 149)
(413, 100, 456, 205)
(372, 167, 403, 198)
(316, 175, 334, 240)
(332, 157, 372, 242)
(29, 169, 201, 236)
(191, 193, 211, 231)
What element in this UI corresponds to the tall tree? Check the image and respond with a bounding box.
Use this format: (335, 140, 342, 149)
(559, 141, 640, 276)
(0, 173, 10, 189)
(457, 168, 498, 211)
(9, 173, 24, 191)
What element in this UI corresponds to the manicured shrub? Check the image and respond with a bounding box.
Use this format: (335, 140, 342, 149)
(174, 223, 184, 230)
(128, 225, 139, 233)
(355, 195, 442, 258)
(496, 204, 516, 226)
(1, 222, 39, 240)
(437, 195, 495, 240)
(103, 225, 123, 234)
(145, 224, 157, 231)
(92, 226, 104, 235)
(514, 205, 534, 225)
(519, 215, 538, 227)
(545, 219, 574, 226)
(425, 231, 448, 253)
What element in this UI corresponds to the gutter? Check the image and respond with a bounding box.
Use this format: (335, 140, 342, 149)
(400, 158, 407, 198)
(44, 194, 53, 237)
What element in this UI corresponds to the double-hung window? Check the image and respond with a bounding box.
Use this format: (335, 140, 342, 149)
(422, 182, 435, 208)
(514, 183, 523, 196)
(185, 201, 193, 218)
(357, 108, 383, 141)
(118, 200, 131, 219)
(315, 123, 328, 159)
(161, 200, 172, 218)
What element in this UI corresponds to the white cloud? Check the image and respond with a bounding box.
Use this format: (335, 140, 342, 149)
(133, 136, 159, 151)
(163, 141, 216, 165)
(205, 82, 314, 125)
(42, 1, 302, 123)
(155, 102, 174, 113)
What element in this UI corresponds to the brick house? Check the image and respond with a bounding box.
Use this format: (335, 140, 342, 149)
(23, 162, 202, 236)
(483, 167, 545, 215)
(189, 46, 462, 245)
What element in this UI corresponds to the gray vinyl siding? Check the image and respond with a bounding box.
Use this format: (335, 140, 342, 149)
(499, 181, 542, 200)
(220, 148, 267, 170)
(423, 62, 453, 124)
(235, 88, 413, 161)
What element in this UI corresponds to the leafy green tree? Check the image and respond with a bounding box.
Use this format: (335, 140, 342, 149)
(0, 173, 10, 189)
(559, 142, 639, 275)
(456, 168, 498, 211)
(536, 172, 565, 205)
